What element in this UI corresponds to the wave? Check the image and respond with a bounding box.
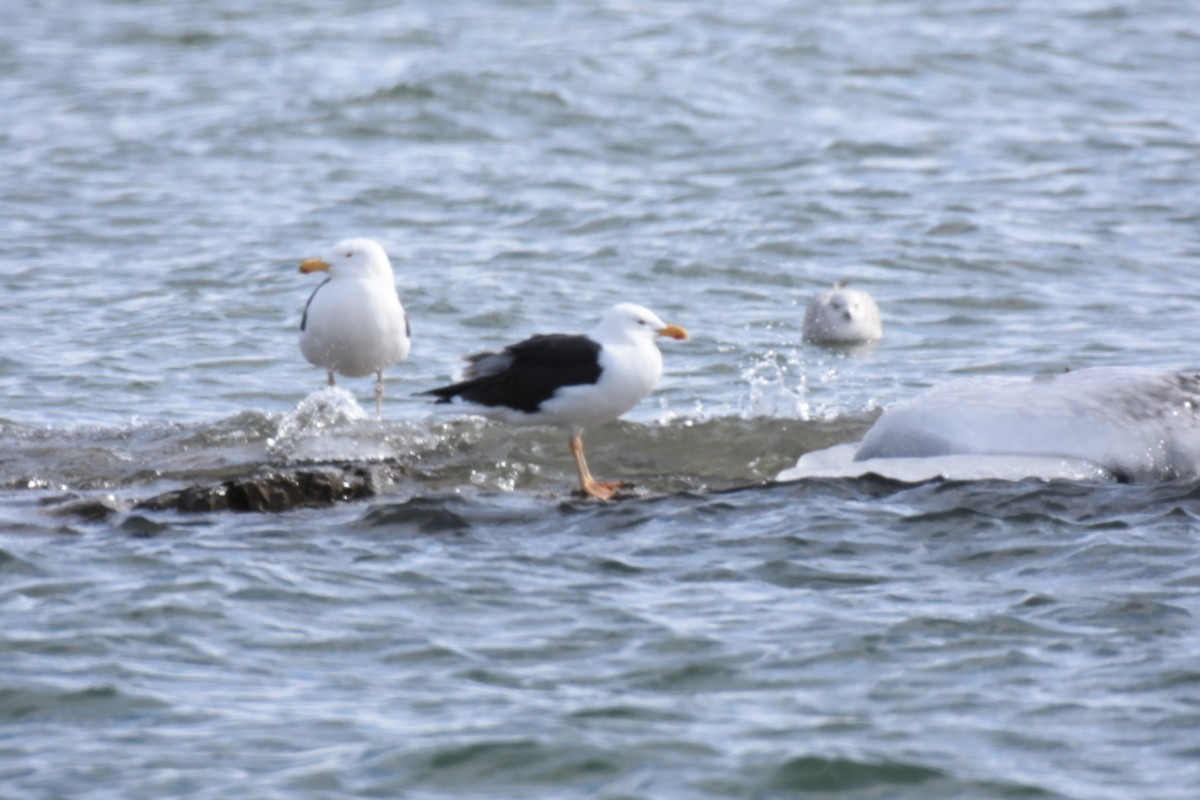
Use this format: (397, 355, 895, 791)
(782, 368, 1200, 483)
(0, 388, 876, 512)
(9, 374, 1200, 522)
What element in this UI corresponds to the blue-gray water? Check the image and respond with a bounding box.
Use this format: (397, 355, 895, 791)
(3, 1, 1199, 798)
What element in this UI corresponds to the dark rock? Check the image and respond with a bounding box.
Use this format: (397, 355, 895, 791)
(135, 461, 410, 513)
(119, 514, 170, 537)
(51, 495, 123, 521)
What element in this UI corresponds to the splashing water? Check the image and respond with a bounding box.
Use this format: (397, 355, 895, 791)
(740, 350, 812, 420)
(266, 387, 386, 463)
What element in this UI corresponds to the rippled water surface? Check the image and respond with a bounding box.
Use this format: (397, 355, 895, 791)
(3, 1, 1199, 798)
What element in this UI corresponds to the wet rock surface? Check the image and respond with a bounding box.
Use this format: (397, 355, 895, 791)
(134, 461, 411, 514)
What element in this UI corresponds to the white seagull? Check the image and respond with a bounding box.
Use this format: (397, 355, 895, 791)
(803, 280, 883, 344)
(421, 303, 689, 500)
(298, 238, 411, 417)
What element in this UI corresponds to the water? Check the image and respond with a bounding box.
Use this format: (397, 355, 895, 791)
(3, 1, 1199, 797)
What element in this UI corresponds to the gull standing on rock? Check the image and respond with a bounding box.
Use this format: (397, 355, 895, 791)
(420, 303, 688, 500)
(298, 238, 411, 417)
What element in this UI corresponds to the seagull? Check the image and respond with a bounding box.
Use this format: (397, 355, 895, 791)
(803, 280, 883, 344)
(421, 303, 688, 500)
(298, 238, 411, 417)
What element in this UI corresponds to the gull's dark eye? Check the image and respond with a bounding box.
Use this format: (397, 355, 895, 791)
(345, 252, 353, 258)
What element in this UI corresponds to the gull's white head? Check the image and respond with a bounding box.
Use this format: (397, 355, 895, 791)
(592, 302, 689, 344)
(299, 238, 394, 283)
(802, 280, 882, 344)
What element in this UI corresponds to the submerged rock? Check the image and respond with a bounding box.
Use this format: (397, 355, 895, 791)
(135, 461, 410, 513)
(49, 494, 125, 521)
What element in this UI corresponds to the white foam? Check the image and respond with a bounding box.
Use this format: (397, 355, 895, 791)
(267, 387, 388, 462)
(741, 351, 812, 420)
(778, 367, 1200, 483)
(778, 444, 1114, 483)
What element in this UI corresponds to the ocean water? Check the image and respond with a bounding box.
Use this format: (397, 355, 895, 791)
(2, 1, 1199, 798)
